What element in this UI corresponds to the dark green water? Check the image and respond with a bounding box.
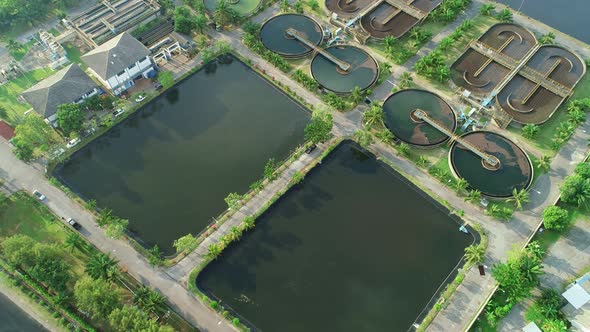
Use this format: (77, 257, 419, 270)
(198, 141, 474, 331)
(0, 292, 47, 332)
(497, 0, 589, 44)
(450, 131, 532, 198)
(310, 46, 378, 93)
(383, 89, 455, 146)
(260, 14, 322, 56)
(55, 56, 310, 254)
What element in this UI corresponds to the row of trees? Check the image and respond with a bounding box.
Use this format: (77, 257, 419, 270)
(174, 6, 208, 35)
(429, 0, 472, 23)
(560, 161, 590, 208)
(485, 242, 544, 326)
(0, 0, 80, 30)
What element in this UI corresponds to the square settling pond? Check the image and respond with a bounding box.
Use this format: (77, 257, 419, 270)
(55, 55, 310, 254)
(197, 141, 475, 331)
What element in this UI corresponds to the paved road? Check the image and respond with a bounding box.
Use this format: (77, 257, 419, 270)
(0, 140, 236, 332)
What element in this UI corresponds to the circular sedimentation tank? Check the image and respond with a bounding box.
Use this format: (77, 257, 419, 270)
(310, 45, 378, 94)
(382, 89, 456, 147)
(449, 131, 533, 198)
(259, 14, 323, 58)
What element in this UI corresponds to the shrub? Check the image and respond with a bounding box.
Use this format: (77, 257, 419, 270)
(542, 206, 570, 231)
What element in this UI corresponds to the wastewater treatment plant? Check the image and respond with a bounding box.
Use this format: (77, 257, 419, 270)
(4, 1, 589, 332)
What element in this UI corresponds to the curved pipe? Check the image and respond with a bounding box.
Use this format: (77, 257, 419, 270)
(504, 93, 534, 113)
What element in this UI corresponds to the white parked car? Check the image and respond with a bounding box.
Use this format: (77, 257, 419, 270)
(66, 137, 81, 149)
(33, 190, 46, 201)
(113, 108, 125, 118)
(135, 94, 146, 103)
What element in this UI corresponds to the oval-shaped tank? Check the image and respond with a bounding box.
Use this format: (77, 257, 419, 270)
(449, 131, 533, 198)
(382, 89, 456, 147)
(260, 14, 323, 57)
(310, 45, 378, 94)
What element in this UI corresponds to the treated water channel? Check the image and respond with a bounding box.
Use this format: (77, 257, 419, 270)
(197, 141, 475, 331)
(55, 56, 310, 254)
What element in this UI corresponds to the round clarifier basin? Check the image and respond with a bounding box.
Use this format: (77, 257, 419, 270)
(310, 45, 378, 94)
(449, 131, 533, 198)
(382, 89, 456, 147)
(260, 14, 323, 58)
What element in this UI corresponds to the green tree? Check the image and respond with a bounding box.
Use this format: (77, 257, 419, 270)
(397, 142, 410, 156)
(539, 32, 556, 45)
(85, 253, 118, 280)
(496, 9, 513, 22)
(350, 86, 364, 104)
(465, 189, 482, 204)
(105, 218, 128, 239)
(575, 162, 590, 179)
(74, 276, 122, 318)
(560, 174, 590, 207)
(109, 305, 174, 332)
(353, 130, 373, 148)
(542, 206, 570, 231)
(536, 288, 563, 320)
(541, 319, 567, 332)
(452, 178, 468, 194)
(57, 103, 84, 135)
(173, 234, 198, 254)
(375, 129, 393, 142)
(521, 124, 540, 139)
(194, 14, 208, 34)
(536, 155, 551, 172)
(279, 0, 290, 12)
(464, 245, 485, 264)
(157, 71, 174, 88)
(479, 3, 495, 16)
(64, 232, 85, 252)
(214, 0, 237, 27)
(398, 72, 413, 89)
(507, 188, 530, 210)
(308, 0, 319, 10)
(304, 108, 333, 144)
(293, 0, 303, 13)
(242, 21, 261, 35)
(363, 103, 384, 128)
(174, 6, 195, 34)
(225, 192, 242, 209)
(133, 286, 166, 313)
(207, 243, 223, 259)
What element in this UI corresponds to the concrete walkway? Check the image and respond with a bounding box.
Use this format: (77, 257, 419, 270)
(499, 214, 590, 331)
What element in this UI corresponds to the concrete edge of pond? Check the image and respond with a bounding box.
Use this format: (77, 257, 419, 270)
(190, 139, 481, 332)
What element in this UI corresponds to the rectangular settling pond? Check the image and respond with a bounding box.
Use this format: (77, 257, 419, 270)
(55, 55, 310, 254)
(197, 141, 475, 331)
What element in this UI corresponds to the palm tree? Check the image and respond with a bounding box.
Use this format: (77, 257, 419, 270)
(350, 86, 363, 104)
(417, 156, 430, 167)
(536, 155, 551, 172)
(208, 243, 223, 259)
(568, 108, 586, 125)
(496, 9, 513, 23)
(6, 39, 20, 52)
(133, 286, 151, 308)
(508, 188, 530, 210)
(85, 253, 118, 280)
(363, 104, 384, 128)
(214, 0, 236, 27)
(539, 32, 555, 45)
(521, 124, 540, 139)
(479, 3, 495, 16)
(376, 129, 393, 143)
(465, 189, 482, 204)
(353, 130, 373, 148)
(399, 72, 413, 89)
(383, 36, 397, 53)
(452, 178, 468, 194)
(64, 233, 84, 252)
(464, 245, 485, 265)
(279, 0, 290, 12)
(397, 142, 410, 156)
(146, 291, 166, 313)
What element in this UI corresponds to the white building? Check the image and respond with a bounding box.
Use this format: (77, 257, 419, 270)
(82, 32, 156, 96)
(21, 64, 100, 126)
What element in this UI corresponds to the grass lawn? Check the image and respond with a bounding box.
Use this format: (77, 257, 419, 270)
(0, 68, 54, 123)
(8, 39, 36, 61)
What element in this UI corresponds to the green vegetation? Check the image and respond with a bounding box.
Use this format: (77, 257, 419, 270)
(12, 113, 61, 161)
(157, 71, 175, 89)
(542, 206, 570, 231)
(56, 103, 84, 136)
(0, 0, 81, 36)
(0, 68, 54, 122)
(63, 42, 83, 66)
(496, 8, 513, 23)
(483, 242, 544, 327)
(0, 192, 189, 331)
(560, 160, 590, 208)
(525, 289, 568, 331)
(464, 244, 486, 265)
(304, 107, 334, 144)
(214, 0, 240, 27)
